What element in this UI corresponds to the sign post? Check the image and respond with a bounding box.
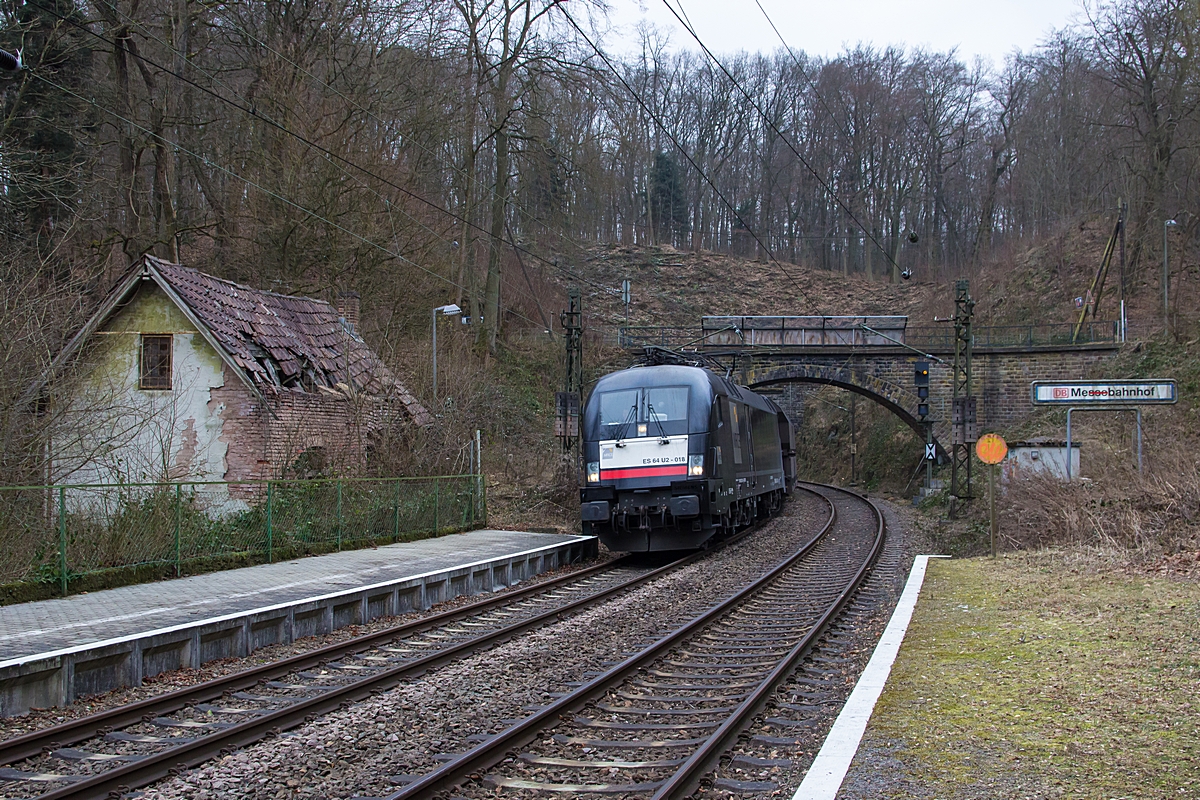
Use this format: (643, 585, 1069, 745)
(1031, 380, 1177, 479)
(1030, 380, 1177, 405)
(975, 433, 1008, 558)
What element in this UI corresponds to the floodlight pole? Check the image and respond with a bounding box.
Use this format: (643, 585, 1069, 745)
(1163, 219, 1177, 335)
(432, 303, 462, 404)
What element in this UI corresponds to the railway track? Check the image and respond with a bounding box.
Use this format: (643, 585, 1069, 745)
(379, 483, 882, 800)
(0, 490, 834, 800)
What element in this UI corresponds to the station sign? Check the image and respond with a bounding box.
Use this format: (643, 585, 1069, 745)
(1031, 380, 1177, 405)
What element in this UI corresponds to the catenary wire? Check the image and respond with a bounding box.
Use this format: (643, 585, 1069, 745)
(557, 4, 816, 309)
(753, 0, 917, 257)
(61, 0, 598, 313)
(24, 0, 615, 305)
(661, 0, 901, 272)
(753, 0, 857, 149)
(195, 5, 600, 265)
(28, 70, 555, 335)
(87, 0, 612, 302)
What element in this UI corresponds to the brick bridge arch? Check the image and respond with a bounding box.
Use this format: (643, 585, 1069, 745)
(733, 344, 1122, 460)
(744, 362, 946, 456)
(628, 319, 1124, 463)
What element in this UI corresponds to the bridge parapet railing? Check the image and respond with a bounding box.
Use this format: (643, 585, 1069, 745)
(617, 320, 1121, 350)
(701, 315, 908, 347)
(905, 321, 1120, 349)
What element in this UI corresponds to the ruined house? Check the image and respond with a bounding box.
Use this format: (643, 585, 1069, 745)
(42, 256, 432, 496)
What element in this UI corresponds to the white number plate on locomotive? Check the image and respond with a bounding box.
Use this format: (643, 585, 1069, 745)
(599, 435, 689, 479)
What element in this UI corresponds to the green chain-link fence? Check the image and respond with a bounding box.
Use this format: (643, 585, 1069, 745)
(0, 474, 486, 600)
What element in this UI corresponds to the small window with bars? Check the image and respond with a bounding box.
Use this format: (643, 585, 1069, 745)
(139, 334, 173, 390)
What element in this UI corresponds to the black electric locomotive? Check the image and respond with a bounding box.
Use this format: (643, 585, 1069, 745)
(579, 365, 796, 551)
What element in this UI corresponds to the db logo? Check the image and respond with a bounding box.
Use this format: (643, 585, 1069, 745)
(1052, 387, 1070, 399)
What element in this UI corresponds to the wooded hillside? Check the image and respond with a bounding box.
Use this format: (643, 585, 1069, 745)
(3, 0, 1198, 483)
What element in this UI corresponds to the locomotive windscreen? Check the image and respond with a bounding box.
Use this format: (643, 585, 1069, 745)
(645, 387, 688, 422)
(596, 387, 690, 434)
(598, 389, 639, 428)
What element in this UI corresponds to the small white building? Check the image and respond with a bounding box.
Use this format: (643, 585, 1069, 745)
(1002, 440, 1081, 481)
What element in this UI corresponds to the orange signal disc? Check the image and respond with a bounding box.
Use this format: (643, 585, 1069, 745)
(975, 433, 1008, 465)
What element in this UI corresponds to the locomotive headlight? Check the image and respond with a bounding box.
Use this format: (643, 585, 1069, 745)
(586, 462, 600, 483)
(688, 454, 705, 477)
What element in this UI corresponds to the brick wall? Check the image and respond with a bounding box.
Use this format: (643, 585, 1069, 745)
(264, 388, 389, 474)
(741, 345, 1119, 450)
(211, 366, 397, 495)
(209, 374, 270, 485)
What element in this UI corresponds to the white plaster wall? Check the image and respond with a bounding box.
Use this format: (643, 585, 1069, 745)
(51, 283, 233, 511)
(1001, 445, 1081, 482)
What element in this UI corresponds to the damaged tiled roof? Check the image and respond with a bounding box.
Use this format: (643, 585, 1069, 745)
(144, 256, 433, 426)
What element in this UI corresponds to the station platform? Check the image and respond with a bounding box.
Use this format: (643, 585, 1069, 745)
(0, 529, 596, 716)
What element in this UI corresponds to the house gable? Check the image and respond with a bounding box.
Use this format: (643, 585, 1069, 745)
(52, 281, 233, 486)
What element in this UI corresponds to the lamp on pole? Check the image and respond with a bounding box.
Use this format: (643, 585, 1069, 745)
(0, 49, 20, 73)
(1164, 219, 1178, 334)
(432, 303, 461, 404)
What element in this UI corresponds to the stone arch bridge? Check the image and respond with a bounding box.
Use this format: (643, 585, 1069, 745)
(623, 316, 1122, 455)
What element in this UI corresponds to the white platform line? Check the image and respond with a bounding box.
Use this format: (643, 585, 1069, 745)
(791, 554, 948, 800)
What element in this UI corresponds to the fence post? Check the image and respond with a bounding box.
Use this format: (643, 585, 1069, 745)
(266, 481, 274, 563)
(393, 479, 400, 542)
(174, 483, 182, 577)
(57, 486, 67, 597)
(336, 479, 343, 551)
(475, 429, 483, 523)
(434, 477, 440, 534)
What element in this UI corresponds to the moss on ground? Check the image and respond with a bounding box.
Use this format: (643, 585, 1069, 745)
(854, 556, 1200, 798)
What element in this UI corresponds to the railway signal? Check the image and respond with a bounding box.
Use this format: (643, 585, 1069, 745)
(914, 361, 929, 419)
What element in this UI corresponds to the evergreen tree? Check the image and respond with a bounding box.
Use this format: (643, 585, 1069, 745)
(648, 151, 689, 245)
(0, 0, 92, 243)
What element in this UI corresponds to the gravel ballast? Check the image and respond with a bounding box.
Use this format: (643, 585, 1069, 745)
(134, 493, 832, 800)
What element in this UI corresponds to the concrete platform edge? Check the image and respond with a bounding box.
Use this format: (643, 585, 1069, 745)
(791, 554, 949, 800)
(0, 534, 597, 716)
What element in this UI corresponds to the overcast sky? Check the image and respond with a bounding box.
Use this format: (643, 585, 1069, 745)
(605, 0, 1087, 68)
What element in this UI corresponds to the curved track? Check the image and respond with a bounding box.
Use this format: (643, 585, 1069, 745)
(0, 493, 832, 800)
(382, 483, 883, 800)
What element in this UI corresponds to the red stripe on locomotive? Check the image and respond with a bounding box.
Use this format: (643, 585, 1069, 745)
(599, 465, 688, 479)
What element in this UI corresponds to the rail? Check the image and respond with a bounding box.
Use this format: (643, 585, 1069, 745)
(0, 474, 486, 599)
(384, 483, 878, 800)
(0, 502, 802, 797)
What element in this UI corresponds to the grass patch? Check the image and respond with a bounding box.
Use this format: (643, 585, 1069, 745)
(859, 556, 1200, 798)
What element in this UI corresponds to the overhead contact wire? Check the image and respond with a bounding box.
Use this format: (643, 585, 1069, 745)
(662, 0, 901, 272)
(28, 70, 553, 333)
(24, 0, 611, 303)
(557, 5, 815, 310)
(90, 0, 609, 302)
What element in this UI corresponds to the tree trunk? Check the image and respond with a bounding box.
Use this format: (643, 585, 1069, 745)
(484, 122, 509, 352)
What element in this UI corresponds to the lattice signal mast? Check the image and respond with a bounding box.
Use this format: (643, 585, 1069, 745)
(950, 280, 976, 501)
(557, 289, 584, 457)
(950, 278, 979, 496)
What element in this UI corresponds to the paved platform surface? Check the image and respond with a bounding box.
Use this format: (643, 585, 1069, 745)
(0, 530, 585, 664)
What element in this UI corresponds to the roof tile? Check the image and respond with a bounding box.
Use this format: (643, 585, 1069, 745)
(142, 256, 432, 425)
